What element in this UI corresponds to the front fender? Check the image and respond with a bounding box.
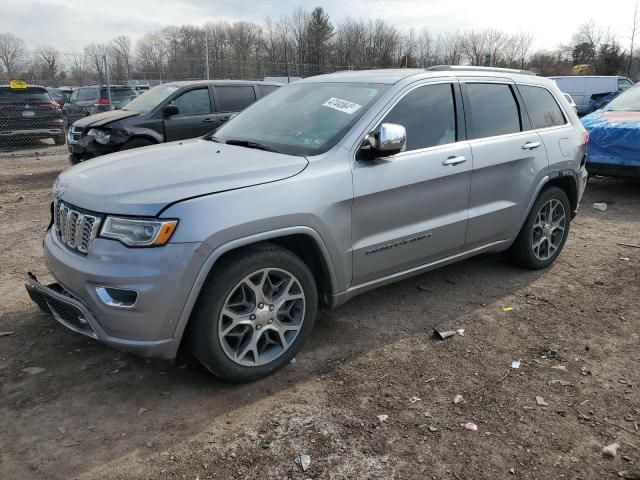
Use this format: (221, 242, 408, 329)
(170, 226, 338, 342)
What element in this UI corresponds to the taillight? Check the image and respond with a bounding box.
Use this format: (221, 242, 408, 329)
(582, 131, 589, 145)
(94, 98, 110, 106)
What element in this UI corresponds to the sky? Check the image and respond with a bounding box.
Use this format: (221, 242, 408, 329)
(2, 0, 638, 52)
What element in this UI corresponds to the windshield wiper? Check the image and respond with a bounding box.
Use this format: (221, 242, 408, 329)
(224, 139, 280, 153)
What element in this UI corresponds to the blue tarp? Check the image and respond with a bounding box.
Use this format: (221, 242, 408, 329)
(582, 110, 640, 167)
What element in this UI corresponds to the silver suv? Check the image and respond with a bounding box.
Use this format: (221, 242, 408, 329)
(27, 67, 588, 382)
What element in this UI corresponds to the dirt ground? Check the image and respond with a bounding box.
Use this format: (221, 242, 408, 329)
(0, 145, 639, 480)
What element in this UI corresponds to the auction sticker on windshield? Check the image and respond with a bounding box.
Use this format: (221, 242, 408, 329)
(322, 97, 362, 114)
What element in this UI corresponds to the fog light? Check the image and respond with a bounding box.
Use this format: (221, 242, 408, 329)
(95, 286, 138, 308)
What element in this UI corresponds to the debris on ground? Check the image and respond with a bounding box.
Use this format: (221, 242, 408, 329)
(22, 367, 46, 375)
(619, 471, 640, 480)
(511, 360, 521, 369)
(433, 327, 465, 340)
(138, 407, 149, 416)
(0, 331, 15, 337)
(593, 202, 608, 211)
(602, 442, 620, 458)
(453, 395, 464, 404)
(536, 396, 549, 406)
(550, 365, 567, 371)
(297, 454, 311, 472)
(417, 284, 433, 292)
(57, 426, 66, 435)
(377, 414, 388, 422)
(464, 422, 478, 431)
(409, 396, 421, 404)
(502, 307, 514, 312)
(617, 242, 640, 249)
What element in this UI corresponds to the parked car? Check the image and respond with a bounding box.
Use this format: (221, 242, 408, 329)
(27, 67, 588, 382)
(66, 80, 280, 164)
(562, 92, 577, 113)
(47, 87, 66, 107)
(581, 83, 640, 178)
(62, 85, 138, 128)
(549, 75, 634, 115)
(0, 85, 65, 146)
(58, 86, 73, 102)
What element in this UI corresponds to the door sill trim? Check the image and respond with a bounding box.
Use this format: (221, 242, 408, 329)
(332, 239, 511, 307)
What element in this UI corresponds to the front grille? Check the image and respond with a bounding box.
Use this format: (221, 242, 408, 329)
(54, 199, 101, 254)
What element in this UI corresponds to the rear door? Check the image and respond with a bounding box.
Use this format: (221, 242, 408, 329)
(461, 80, 548, 250)
(351, 80, 472, 284)
(212, 85, 258, 126)
(163, 87, 216, 141)
(517, 84, 574, 171)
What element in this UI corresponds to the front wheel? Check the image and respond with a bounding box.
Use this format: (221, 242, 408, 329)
(189, 244, 317, 382)
(509, 186, 571, 270)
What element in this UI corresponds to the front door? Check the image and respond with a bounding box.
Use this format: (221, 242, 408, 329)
(351, 81, 472, 285)
(164, 87, 217, 142)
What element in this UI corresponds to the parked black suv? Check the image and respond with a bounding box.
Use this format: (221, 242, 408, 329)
(0, 85, 65, 146)
(67, 80, 280, 164)
(63, 85, 137, 128)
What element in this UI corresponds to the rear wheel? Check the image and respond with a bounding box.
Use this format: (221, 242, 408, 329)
(509, 186, 571, 269)
(120, 137, 154, 151)
(189, 244, 317, 382)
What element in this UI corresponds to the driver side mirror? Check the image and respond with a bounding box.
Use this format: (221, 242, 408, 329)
(366, 123, 407, 156)
(163, 105, 179, 117)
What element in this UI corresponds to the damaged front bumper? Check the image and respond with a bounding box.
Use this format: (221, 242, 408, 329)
(25, 273, 179, 358)
(67, 128, 129, 164)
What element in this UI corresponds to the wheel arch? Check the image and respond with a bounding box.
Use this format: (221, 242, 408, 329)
(171, 226, 338, 345)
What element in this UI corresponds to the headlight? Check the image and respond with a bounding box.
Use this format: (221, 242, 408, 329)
(87, 128, 111, 144)
(100, 217, 178, 247)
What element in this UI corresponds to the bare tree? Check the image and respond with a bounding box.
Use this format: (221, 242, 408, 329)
(35, 45, 60, 83)
(109, 36, 132, 82)
(84, 43, 107, 83)
(0, 33, 27, 79)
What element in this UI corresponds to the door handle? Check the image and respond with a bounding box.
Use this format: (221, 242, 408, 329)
(202, 118, 216, 123)
(522, 141, 541, 150)
(442, 155, 467, 166)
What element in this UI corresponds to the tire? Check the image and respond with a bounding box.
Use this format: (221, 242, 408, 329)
(189, 243, 318, 382)
(509, 186, 571, 270)
(119, 138, 154, 151)
(54, 133, 66, 146)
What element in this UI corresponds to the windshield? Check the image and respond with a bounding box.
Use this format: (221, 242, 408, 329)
(123, 84, 179, 113)
(212, 82, 389, 156)
(605, 84, 640, 111)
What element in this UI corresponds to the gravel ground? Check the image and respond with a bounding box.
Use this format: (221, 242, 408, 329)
(0, 145, 639, 479)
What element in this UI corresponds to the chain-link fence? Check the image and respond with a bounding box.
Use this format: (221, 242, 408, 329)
(0, 51, 359, 152)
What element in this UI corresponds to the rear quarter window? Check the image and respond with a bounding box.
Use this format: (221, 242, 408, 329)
(77, 88, 98, 101)
(518, 85, 566, 129)
(259, 85, 280, 97)
(465, 83, 521, 139)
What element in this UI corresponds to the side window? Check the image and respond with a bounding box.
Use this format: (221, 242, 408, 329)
(69, 90, 79, 103)
(216, 86, 257, 112)
(169, 88, 212, 116)
(77, 88, 98, 102)
(259, 85, 280, 96)
(382, 83, 456, 151)
(518, 85, 566, 129)
(466, 83, 521, 139)
(618, 78, 633, 92)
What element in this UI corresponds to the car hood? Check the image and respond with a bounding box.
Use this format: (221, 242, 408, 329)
(72, 109, 140, 128)
(55, 138, 309, 216)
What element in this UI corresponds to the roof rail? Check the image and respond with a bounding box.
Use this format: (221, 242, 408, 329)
(426, 65, 536, 76)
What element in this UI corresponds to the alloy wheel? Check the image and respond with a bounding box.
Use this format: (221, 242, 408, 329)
(218, 268, 305, 367)
(531, 198, 567, 261)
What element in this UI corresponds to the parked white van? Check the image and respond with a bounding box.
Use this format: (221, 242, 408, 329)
(549, 76, 633, 115)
